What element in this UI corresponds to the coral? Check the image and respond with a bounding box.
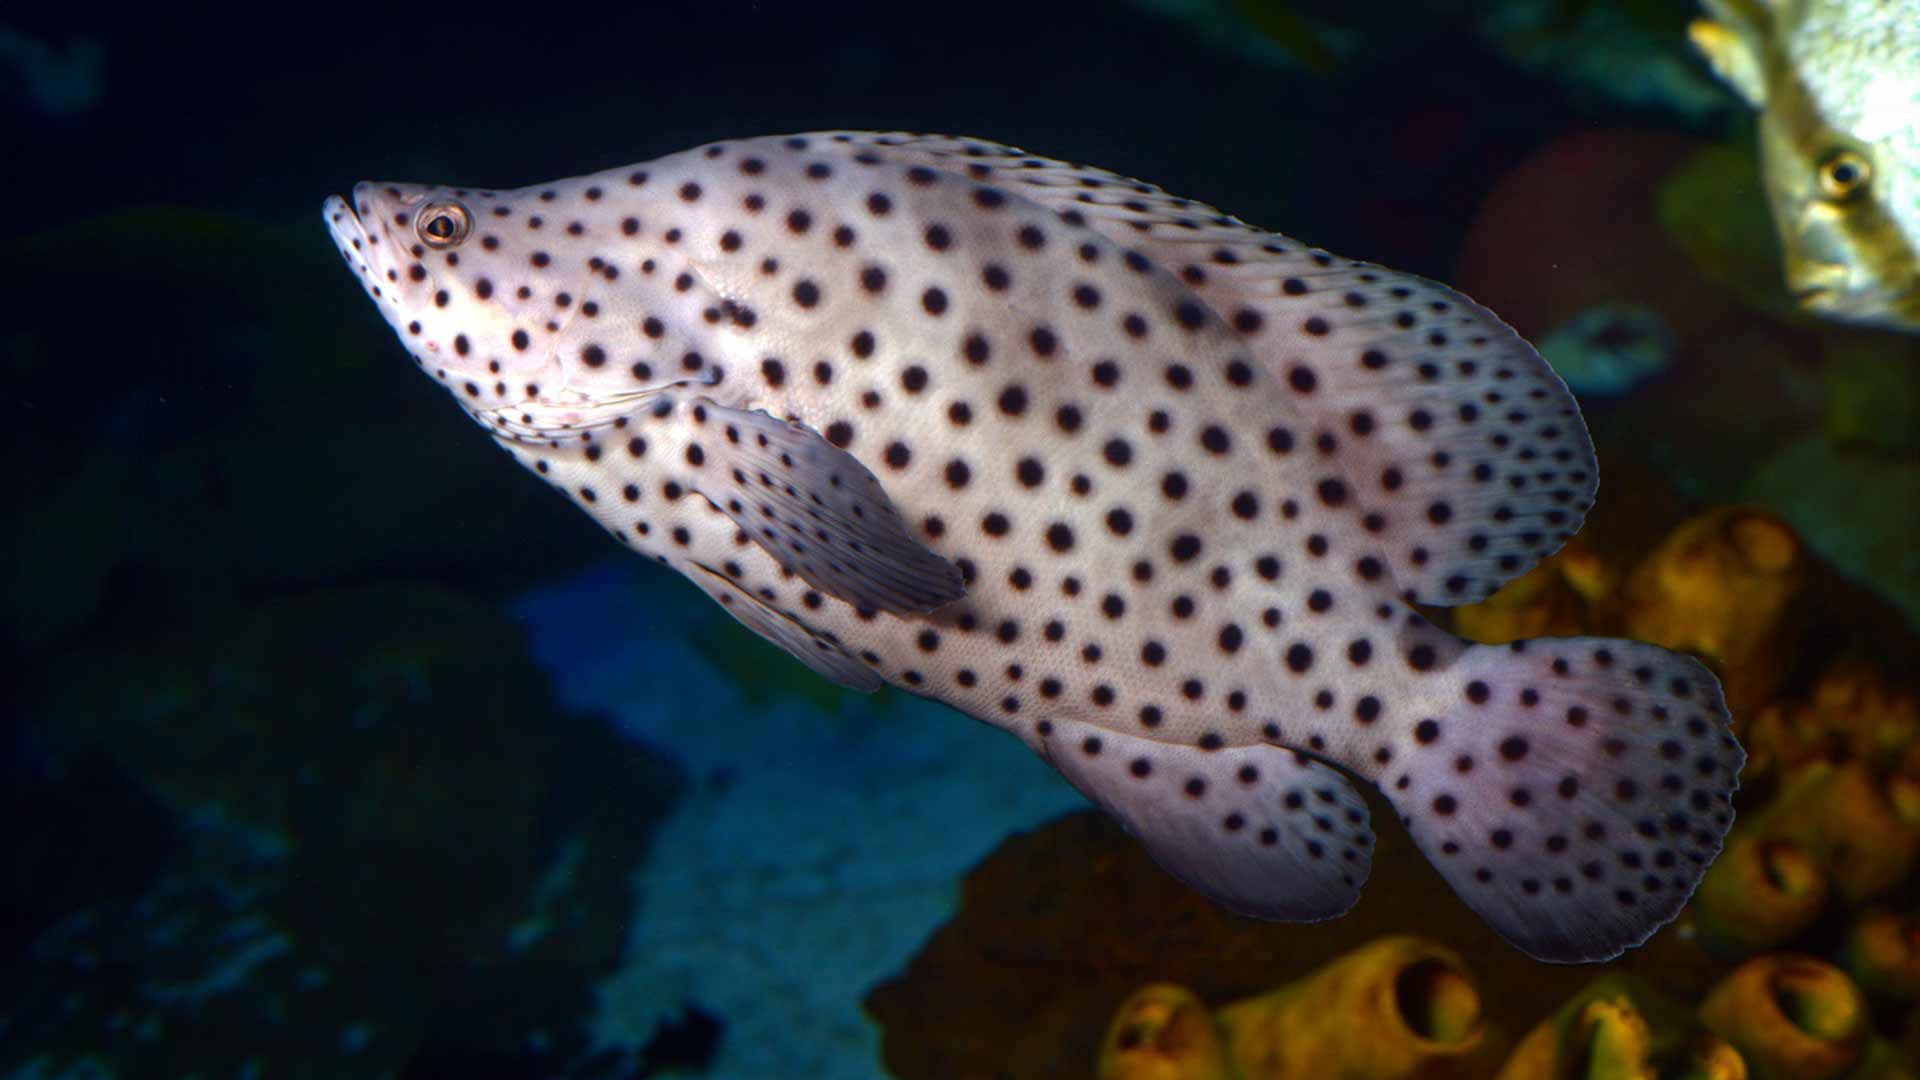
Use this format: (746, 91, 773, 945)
(1745, 659, 1920, 781)
(1212, 937, 1498, 1080)
(1451, 538, 1609, 645)
(865, 809, 1717, 1080)
(1846, 911, 1920, 1006)
(1099, 938, 1498, 1079)
(1494, 974, 1744, 1080)
(1690, 834, 1829, 958)
(1622, 507, 1805, 717)
(1746, 763, 1920, 905)
(1457, 490, 1912, 739)
(1699, 956, 1869, 1080)
(1099, 983, 1234, 1080)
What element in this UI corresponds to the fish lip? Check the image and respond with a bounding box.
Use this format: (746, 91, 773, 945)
(1795, 281, 1898, 308)
(322, 191, 375, 271)
(322, 191, 364, 238)
(1792, 281, 1920, 327)
(1793, 285, 1838, 308)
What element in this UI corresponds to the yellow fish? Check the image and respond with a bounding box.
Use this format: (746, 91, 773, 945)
(1691, 0, 1920, 330)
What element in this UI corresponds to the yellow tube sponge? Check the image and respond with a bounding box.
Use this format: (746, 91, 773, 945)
(1213, 936, 1499, 1079)
(1451, 541, 1602, 645)
(1746, 661, 1920, 782)
(1098, 983, 1234, 1080)
(1496, 974, 1745, 1080)
(1845, 910, 1920, 1005)
(1755, 763, 1920, 904)
(1622, 508, 1803, 717)
(1700, 955, 1869, 1080)
(1690, 833, 1829, 957)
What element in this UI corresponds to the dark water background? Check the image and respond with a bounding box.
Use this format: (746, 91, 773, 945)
(5, 2, 1916, 1077)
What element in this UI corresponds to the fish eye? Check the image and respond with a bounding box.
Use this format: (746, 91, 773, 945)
(1816, 150, 1871, 201)
(415, 200, 473, 248)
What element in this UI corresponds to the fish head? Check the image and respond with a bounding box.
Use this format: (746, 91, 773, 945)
(324, 177, 682, 431)
(1753, 49, 1920, 331)
(1760, 123, 1917, 328)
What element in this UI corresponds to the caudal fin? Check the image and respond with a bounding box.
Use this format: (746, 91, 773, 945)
(1385, 637, 1744, 963)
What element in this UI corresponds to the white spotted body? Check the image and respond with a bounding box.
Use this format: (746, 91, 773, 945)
(324, 132, 1744, 962)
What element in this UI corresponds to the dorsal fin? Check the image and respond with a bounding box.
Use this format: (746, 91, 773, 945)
(851, 133, 1598, 605)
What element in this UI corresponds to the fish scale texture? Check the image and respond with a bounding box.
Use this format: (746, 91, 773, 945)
(324, 131, 1743, 962)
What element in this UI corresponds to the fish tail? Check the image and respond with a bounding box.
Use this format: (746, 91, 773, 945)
(1384, 636, 1744, 962)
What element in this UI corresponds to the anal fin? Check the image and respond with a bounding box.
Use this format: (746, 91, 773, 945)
(1042, 717, 1374, 922)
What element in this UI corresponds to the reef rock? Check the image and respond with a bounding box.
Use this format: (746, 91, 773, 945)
(865, 807, 1717, 1079)
(5, 585, 683, 1079)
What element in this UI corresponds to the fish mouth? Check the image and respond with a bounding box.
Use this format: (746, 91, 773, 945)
(1794, 285, 1840, 309)
(1792, 281, 1920, 328)
(322, 191, 380, 281)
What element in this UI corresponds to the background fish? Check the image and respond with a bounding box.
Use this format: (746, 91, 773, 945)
(1690, 0, 1920, 330)
(324, 131, 1744, 964)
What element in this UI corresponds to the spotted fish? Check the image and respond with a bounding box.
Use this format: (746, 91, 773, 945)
(323, 132, 1744, 963)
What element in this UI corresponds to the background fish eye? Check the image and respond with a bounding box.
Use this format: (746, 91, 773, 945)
(416, 200, 472, 248)
(1815, 150, 1871, 202)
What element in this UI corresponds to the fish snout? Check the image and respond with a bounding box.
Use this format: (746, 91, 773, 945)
(322, 191, 382, 287)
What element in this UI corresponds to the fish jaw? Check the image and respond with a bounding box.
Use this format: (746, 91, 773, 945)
(1778, 206, 1920, 330)
(1768, 196, 1920, 332)
(1789, 271, 1920, 329)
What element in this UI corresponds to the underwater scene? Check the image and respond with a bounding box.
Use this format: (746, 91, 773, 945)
(4, 0, 1918, 1076)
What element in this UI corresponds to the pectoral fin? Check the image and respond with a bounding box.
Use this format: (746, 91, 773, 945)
(689, 400, 965, 615)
